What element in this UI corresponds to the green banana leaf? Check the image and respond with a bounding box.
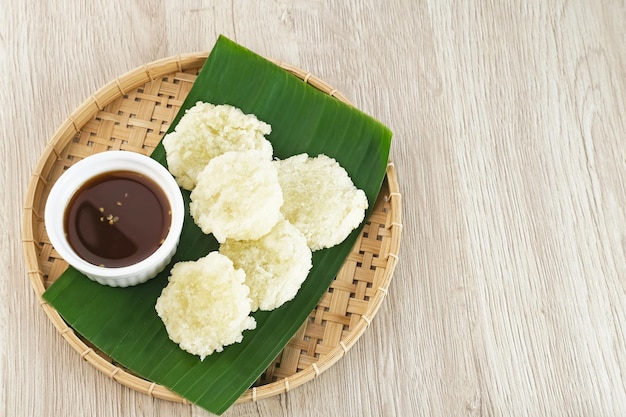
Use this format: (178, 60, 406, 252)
(43, 35, 392, 415)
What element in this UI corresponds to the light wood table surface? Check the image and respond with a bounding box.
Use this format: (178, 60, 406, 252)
(3, 1, 626, 416)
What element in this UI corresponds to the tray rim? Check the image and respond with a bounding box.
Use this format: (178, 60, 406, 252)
(21, 52, 402, 405)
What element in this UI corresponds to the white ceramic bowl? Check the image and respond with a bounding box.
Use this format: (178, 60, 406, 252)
(44, 151, 184, 287)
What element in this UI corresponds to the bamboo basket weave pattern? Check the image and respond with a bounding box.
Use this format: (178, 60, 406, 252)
(22, 53, 402, 404)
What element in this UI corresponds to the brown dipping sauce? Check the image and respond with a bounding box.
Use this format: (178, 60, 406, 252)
(64, 170, 171, 268)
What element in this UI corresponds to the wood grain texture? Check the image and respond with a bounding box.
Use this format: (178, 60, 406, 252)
(2, 1, 626, 416)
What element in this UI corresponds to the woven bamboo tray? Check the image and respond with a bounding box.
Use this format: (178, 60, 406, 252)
(22, 53, 402, 404)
